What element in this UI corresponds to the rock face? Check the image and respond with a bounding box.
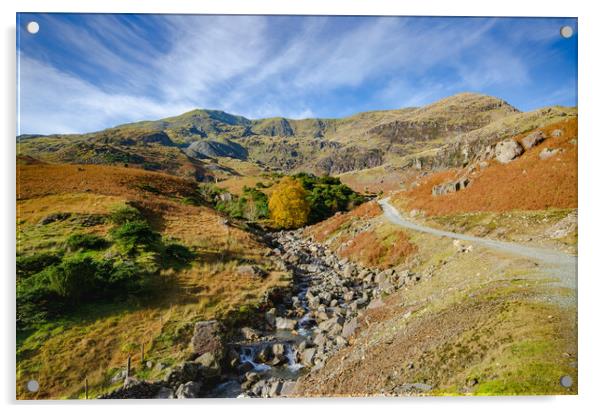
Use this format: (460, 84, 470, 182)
(520, 130, 546, 149)
(190, 320, 224, 361)
(185, 139, 248, 160)
(431, 177, 470, 196)
(495, 139, 524, 163)
(314, 147, 384, 175)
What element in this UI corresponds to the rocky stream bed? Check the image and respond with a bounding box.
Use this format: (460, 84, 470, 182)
(101, 229, 418, 399)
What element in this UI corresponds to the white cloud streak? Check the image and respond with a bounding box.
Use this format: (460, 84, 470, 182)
(17, 15, 570, 134)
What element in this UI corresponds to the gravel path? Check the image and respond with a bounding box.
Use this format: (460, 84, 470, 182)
(378, 198, 577, 289)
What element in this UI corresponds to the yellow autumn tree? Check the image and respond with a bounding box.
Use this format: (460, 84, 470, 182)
(268, 177, 310, 229)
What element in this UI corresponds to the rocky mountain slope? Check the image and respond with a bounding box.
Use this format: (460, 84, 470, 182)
(18, 93, 576, 181)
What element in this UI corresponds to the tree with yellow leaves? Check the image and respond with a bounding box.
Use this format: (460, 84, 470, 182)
(268, 177, 310, 229)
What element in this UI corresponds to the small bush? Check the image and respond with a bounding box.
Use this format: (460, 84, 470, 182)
(164, 243, 195, 264)
(46, 254, 107, 300)
(110, 221, 160, 254)
(16, 252, 62, 279)
(65, 233, 108, 251)
(108, 205, 144, 226)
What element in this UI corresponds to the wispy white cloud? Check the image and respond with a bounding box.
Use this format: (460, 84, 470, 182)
(17, 15, 575, 134)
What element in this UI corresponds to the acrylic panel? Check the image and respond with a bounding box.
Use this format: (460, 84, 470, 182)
(16, 13, 578, 399)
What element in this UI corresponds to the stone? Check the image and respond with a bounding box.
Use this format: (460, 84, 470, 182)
(240, 326, 261, 341)
(399, 382, 432, 393)
(190, 320, 224, 361)
(374, 271, 388, 285)
(110, 369, 126, 384)
(39, 212, 71, 225)
(521, 131, 545, 149)
(123, 376, 139, 389)
(343, 291, 354, 302)
(268, 380, 283, 397)
(307, 294, 320, 309)
(342, 318, 358, 338)
(551, 129, 563, 137)
(495, 139, 524, 163)
(342, 264, 355, 278)
(265, 308, 277, 328)
(272, 343, 285, 357)
(313, 333, 327, 346)
(155, 386, 175, 399)
(237, 265, 267, 278)
(539, 147, 563, 160)
(280, 380, 297, 397)
(194, 352, 220, 377)
(176, 381, 202, 398)
(275, 317, 297, 330)
(335, 336, 348, 347)
(318, 316, 344, 332)
(301, 347, 316, 366)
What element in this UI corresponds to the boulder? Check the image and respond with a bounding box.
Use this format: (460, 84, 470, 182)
(551, 129, 563, 137)
(240, 326, 261, 341)
(280, 380, 297, 397)
(539, 147, 563, 160)
(335, 336, 348, 347)
(265, 308, 276, 328)
(342, 318, 358, 338)
(521, 131, 545, 149)
(272, 343, 285, 357)
(275, 317, 297, 330)
(236, 265, 267, 278)
(194, 352, 220, 377)
(267, 380, 283, 397)
(495, 139, 524, 163)
(175, 381, 202, 398)
(155, 386, 175, 399)
(301, 347, 316, 366)
(190, 320, 224, 361)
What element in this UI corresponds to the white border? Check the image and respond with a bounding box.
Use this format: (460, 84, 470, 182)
(2, 1, 601, 413)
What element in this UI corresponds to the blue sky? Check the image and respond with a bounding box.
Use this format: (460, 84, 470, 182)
(17, 14, 577, 135)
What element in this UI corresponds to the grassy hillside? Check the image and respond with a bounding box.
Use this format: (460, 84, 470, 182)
(16, 163, 291, 399)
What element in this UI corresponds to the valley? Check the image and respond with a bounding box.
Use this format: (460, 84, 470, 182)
(16, 92, 577, 398)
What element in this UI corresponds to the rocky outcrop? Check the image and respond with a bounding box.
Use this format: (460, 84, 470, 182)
(432, 177, 470, 196)
(314, 147, 384, 175)
(539, 147, 563, 160)
(185, 139, 248, 160)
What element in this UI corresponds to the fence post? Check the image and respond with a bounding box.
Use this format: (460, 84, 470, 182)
(141, 343, 145, 365)
(84, 378, 88, 400)
(126, 355, 131, 379)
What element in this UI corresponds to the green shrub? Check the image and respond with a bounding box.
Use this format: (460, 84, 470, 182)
(164, 243, 195, 264)
(46, 254, 106, 300)
(65, 233, 108, 251)
(16, 252, 62, 279)
(108, 205, 144, 226)
(110, 221, 160, 254)
(292, 173, 365, 223)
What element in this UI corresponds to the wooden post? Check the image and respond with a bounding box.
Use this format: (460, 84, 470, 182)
(84, 378, 88, 400)
(141, 343, 145, 365)
(126, 355, 131, 379)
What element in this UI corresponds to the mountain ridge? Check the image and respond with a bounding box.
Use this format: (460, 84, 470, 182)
(17, 92, 576, 179)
